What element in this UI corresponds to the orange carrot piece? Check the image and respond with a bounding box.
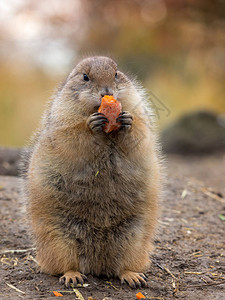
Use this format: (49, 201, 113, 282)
(53, 291, 63, 297)
(136, 292, 146, 299)
(98, 95, 122, 133)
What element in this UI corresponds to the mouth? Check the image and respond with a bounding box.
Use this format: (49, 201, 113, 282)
(93, 94, 118, 110)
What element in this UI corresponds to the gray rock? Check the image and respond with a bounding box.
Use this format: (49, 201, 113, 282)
(161, 111, 225, 154)
(0, 147, 22, 176)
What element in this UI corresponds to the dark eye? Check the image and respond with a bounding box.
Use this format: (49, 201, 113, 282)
(83, 74, 89, 81)
(115, 72, 118, 78)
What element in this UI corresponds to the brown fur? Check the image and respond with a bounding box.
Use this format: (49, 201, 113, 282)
(24, 56, 162, 288)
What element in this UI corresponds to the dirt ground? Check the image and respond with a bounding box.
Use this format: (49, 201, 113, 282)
(0, 153, 225, 300)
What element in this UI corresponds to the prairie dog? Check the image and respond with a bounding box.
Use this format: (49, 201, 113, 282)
(24, 56, 161, 288)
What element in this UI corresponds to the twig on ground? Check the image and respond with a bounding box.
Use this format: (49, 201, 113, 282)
(163, 267, 177, 280)
(201, 188, 225, 204)
(158, 220, 170, 226)
(106, 281, 119, 290)
(155, 263, 179, 295)
(1, 256, 18, 266)
(1, 257, 11, 265)
(184, 271, 203, 275)
(191, 251, 202, 256)
(24, 254, 38, 264)
(181, 189, 188, 199)
(145, 297, 164, 299)
(188, 177, 225, 203)
(180, 279, 225, 289)
(50, 291, 74, 293)
(163, 208, 181, 214)
(6, 283, 25, 294)
(0, 248, 35, 254)
(72, 287, 85, 300)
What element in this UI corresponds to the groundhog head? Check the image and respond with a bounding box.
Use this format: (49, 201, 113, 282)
(50, 56, 140, 122)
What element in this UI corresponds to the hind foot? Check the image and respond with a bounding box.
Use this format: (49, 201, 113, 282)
(59, 270, 87, 287)
(120, 271, 147, 288)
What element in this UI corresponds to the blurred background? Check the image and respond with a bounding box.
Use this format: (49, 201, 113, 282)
(0, 0, 225, 148)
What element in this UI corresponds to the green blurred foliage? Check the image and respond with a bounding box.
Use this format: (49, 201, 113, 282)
(0, 0, 225, 146)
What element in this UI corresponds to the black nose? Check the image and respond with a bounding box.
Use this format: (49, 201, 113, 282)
(101, 87, 113, 97)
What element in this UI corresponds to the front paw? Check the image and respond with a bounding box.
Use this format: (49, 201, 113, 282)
(116, 111, 133, 131)
(120, 271, 147, 288)
(87, 112, 109, 134)
(59, 270, 87, 288)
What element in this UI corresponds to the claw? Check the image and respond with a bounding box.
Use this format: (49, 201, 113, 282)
(140, 273, 147, 280)
(77, 276, 84, 285)
(119, 124, 132, 131)
(120, 271, 147, 289)
(81, 274, 88, 281)
(117, 118, 133, 125)
(59, 271, 87, 288)
(117, 111, 133, 117)
(135, 280, 141, 288)
(59, 276, 65, 285)
(87, 112, 109, 133)
(92, 124, 105, 130)
(91, 112, 105, 116)
(65, 278, 72, 288)
(89, 116, 109, 123)
(130, 281, 136, 289)
(116, 111, 133, 131)
(118, 111, 126, 116)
